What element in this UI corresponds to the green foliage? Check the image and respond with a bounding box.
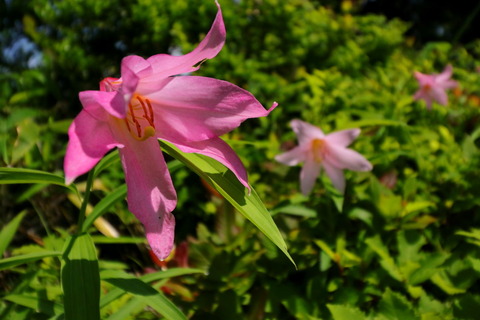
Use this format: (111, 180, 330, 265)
(2, 0, 480, 319)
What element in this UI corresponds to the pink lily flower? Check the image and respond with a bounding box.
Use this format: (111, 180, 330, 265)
(275, 120, 372, 195)
(413, 64, 458, 109)
(64, 2, 276, 260)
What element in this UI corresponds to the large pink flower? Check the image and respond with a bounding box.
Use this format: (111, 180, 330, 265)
(275, 120, 372, 195)
(64, 3, 276, 260)
(413, 64, 458, 109)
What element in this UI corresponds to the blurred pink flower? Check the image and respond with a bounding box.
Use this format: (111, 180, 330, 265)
(413, 64, 458, 109)
(275, 120, 372, 195)
(64, 2, 276, 260)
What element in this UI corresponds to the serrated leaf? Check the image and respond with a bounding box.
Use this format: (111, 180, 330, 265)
(0, 251, 61, 271)
(160, 140, 295, 267)
(365, 236, 402, 281)
(0, 211, 27, 255)
(327, 304, 366, 320)
(61, 233, 100, 320)
(377, 288, 418, 320)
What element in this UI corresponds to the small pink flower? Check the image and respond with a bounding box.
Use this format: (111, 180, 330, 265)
(64, 2, 276, 260)
(413, 64, 458, 109)
(275, 120, 372, 195)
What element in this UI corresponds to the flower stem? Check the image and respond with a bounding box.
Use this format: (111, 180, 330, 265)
(77, 169, 95, 233)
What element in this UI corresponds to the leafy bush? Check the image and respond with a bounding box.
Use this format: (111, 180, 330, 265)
(1, 0, 480, 319)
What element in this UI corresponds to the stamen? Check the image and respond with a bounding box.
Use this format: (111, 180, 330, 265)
(125, 95, 156, 141)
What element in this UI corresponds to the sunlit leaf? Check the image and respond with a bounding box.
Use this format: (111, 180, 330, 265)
(160, 140, 295, 267)
(327, 304, 366, 320)
(0, 251, 61, 271)
(101, 270, 188, 320)
(4, 294, 63, 316)
(0, 210, 27, 255)
(0, 167, 76, 193)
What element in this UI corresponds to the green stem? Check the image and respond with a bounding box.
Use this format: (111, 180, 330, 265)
(77, 169, 95, 233)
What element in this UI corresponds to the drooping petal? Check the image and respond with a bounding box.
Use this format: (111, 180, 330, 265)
(290, 119, 324, 146)
(168, 136, 249, 190)
(275, 146, 307, 166)
(149, 76, 276, 142)
(79, 90, 126, 119)
(325, 128, 361, 147)
(323, 161, 346, 194)
(118, 135, 177, 260)
(300, 158, 321, 195)
(146, 1, 225, 78)
(64, 110, 121, 184)
(325, 144, 372, 172)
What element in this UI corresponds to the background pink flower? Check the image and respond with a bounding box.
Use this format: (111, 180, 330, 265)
(275, 120, 372, 195)
(413, 64, 458, 109)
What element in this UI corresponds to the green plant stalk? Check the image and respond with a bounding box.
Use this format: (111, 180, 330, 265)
(77, 169, 95, 232)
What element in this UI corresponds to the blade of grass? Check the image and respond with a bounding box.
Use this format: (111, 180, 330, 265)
(0, 251, 62, 271)
(0, 210, 27, 255)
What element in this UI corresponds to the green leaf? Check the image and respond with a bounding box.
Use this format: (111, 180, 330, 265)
(101, 270, 188, 320)
(0, 167, 76, 193)
(160, 141, 295, 267)
(91, 236, 146, 244)
(105, 296, 147, 320)
(81, 184, 127, 232)
(0, 210, 27, 255)
(4, 294, 63, 316)
(271, 204, 316, 217)
(0, 251, 61, 271)
(377, 288, 418, 320)
(93, 150, 120, 178)
(327, 304, 366, 320)
(365, 236, 403, 281)
(61, 233, 100, 320)
(99, 268, 204, 310)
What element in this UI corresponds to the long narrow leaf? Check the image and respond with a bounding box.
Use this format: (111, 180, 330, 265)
(0, 167, 76, 193)
(160, 141, 295, 267)
(0, 251, 61, 271)
(0, 210, 27, 255)
(81, 184, 127, 232)
(61, 233, 100, 320)
(4, 294, 63, 316)
(99, 268, 204, 308)
(101, 270, 187, 320)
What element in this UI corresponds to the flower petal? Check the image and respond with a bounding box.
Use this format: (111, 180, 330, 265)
(149, 76, 276, 142)
(118, 135, 177, 260)
(146, 1, 225, 77)
(64, 110, 121, 184)
(169, 136, 249, 190)
(275, 146, 307, 166)
(325, 128, 361, 147)
(325, 144, 373, 172)
(300, 159, 321, 195)
(323, 161, 346, 193)
(79, 90, 126, 119)
(290, 119, 324, 145)
(430, 86, 449, 106)
(436, 64, 453, 83)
